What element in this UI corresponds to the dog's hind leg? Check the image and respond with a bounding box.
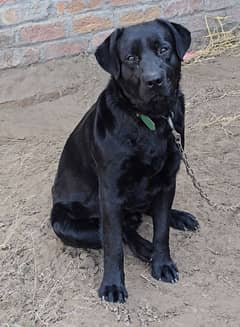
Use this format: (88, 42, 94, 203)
(51, 203, 101, 249)
(122, 213, 152, 262)
(123, 229, 152, 262)
(167, 182, 199, 231)
(170, 209, 199, 231)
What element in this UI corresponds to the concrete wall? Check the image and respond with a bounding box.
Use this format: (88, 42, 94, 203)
(0, 0, 239, 69)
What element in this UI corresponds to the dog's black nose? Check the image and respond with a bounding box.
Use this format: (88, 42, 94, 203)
(143, 73, 163, 88)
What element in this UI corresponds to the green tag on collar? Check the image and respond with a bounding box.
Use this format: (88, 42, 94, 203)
(138, 114, 156, 131)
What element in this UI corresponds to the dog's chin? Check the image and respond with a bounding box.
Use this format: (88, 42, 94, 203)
(131, 87, 174, 118)
(140, 90, 172, 105)
(149, 94, 167, 103)
(119, 82, 173, 115)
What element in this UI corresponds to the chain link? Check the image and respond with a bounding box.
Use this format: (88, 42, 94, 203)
(168, 117, 240, 213)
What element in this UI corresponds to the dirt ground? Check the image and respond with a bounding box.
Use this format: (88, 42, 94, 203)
(0, 53, 240, 327)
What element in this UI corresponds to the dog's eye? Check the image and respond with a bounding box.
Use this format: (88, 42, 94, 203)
(157, 47, 168, 55)
(126, 55, 139, 63)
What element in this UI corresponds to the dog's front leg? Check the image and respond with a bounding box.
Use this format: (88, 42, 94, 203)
(98, 180, 128, 303)
(151, 188, 179, 283)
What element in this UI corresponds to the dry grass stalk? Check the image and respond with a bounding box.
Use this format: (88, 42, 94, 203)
(188, 16, 240, 63)
(203, 113, 240, 128)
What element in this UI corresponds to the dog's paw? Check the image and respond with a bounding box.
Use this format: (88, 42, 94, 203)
(170, 209, 199, 231)
(98, 283, 128, 303)
(151, 258, 179, 283)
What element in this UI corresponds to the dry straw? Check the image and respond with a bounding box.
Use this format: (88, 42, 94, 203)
(188, 15, 240, 63)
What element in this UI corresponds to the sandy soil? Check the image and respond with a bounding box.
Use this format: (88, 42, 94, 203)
(0, 53, 240, 327)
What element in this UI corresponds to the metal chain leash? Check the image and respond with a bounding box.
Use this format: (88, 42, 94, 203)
(168, 116, 240, 213)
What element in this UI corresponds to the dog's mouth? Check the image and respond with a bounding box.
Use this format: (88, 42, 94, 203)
(140, 78, 172, 101)
(149, 93, 166, 102)
(118, 77, 173, 114)
(144, 88, 172, 104)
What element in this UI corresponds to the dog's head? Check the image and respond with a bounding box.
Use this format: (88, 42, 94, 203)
(95, 19, 191, 107)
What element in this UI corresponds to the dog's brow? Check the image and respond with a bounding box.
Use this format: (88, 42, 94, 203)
(147, 36, 160, 48)
(148, 37, 171, 49)
(130, 39, 142, 55)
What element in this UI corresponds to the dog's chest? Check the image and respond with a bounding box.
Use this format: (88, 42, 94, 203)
(117, 131, 180, 210)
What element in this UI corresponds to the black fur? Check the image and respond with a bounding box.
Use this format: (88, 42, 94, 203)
(50, 19, 199, 303)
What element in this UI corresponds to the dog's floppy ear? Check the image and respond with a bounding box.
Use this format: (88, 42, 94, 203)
(157, 20, 191, 60)
(95, 28, 123, 79)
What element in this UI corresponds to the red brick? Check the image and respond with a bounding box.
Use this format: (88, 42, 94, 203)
(190, 0, 204, 11)
(0, 49, 14, 69)
(204, 0, 237, 11)
(163, 0, 203, 18)
(108, 0, 138, 7)
(0, 8, 18, 25)
(0, 29, 14, 48)
(0, 2, 49, 26)
(21, 47, 40, 65)
(65, 0, 101, 13)
(119, 6, 161, 26)
(20, 2, 50, 23)
(56, 1, 65, 15)
(0, 47, 40, 69)
(0, 0, 16, 5)
(67, 0, 85, 13)
(73, 15, 113, 33)
(43, 39, 88, 60)
(57, 0, 101, 15)
(173, 13, 206, 32)
(19, 22, 65, 44)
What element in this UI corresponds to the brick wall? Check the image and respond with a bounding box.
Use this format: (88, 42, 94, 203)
(0, 0, 239, 69)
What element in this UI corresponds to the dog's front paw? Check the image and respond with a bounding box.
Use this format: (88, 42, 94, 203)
(98, 282, 128, 303)
(151, 257, 179, 283)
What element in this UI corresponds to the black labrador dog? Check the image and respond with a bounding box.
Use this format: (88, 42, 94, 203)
(50, 19, 199, 303)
